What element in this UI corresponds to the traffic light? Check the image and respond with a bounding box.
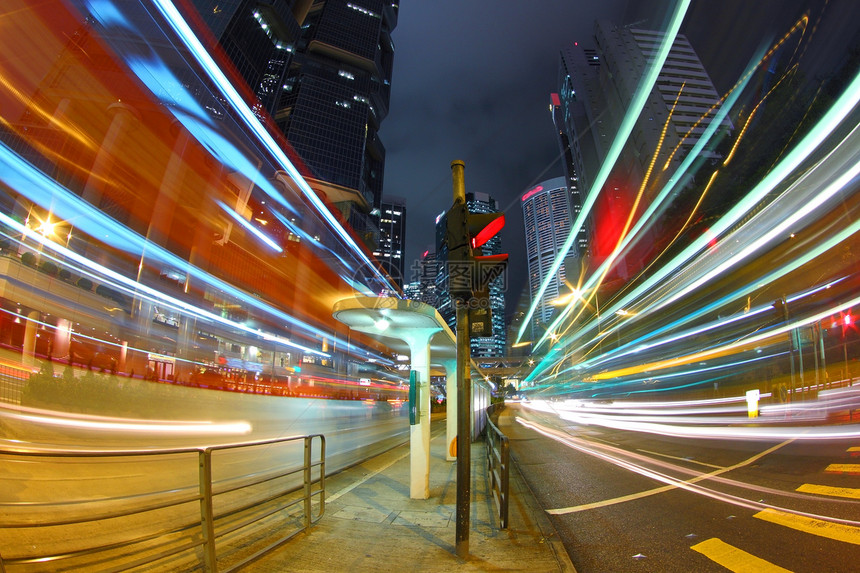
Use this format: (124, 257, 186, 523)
(443, 198, 508, 338)
(443, 198, 472, 301)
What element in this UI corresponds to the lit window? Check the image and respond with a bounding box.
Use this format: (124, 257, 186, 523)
(347, 2, 381, 18)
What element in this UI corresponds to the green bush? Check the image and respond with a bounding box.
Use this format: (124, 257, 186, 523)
(21, 251, 37, 266)
(39, 260, 59, 276)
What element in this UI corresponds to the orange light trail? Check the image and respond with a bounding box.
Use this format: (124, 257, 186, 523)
(661, 15, 810, 172)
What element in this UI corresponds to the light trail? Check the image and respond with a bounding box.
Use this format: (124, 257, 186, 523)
(516, 415, 860, 528)
(215, 199, 283, 253)
(132, 0, 397, 293)
(522, 400, 860, 440)
(563, 288, 860, 386)
(530, 44, 758, 353)
(526, 78, 860, 385)
(615, 67, 860, 318)
(649, 125, 860, 315)
(0, 201, 330, 357)
(1, 404, 252, 435)
(517, 0, 691, 344)
(566, 276, 848, 380)
(539, 64, 860, 358)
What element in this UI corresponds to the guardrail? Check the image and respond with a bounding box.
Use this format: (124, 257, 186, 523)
(0, 434, 325, 572)
(485, 408, 509, 529)
(0, 363, 31, 405)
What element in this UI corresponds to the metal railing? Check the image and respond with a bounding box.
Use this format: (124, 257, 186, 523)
(0, 363, 31, 405)
(485, 411, 509, 530)
(0, 434, 325, 572)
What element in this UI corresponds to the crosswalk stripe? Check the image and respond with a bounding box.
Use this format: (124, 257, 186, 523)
(797, 483, 860, 499)
(754, 508, 860, 545)
(691, 538, 792, 572)
(825, 463, 860, 474)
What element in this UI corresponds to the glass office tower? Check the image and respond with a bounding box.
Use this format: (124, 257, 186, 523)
(188, 0, 398, 248)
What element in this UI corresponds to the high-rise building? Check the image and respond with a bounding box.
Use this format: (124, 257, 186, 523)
(401, 248, 438, 304)
(416, 249, 439, 306)
(435, 193, 506, 358)
(188, 1, 398, 250)
(521, 177, 575, 341)
(434, 211, 454, 326)
(187, 1, 308, 114)
(403, 281, 422, 301)
(373, 195, 406, 286)
(274, 1, 397, 244)
(557, 20, 731, 281)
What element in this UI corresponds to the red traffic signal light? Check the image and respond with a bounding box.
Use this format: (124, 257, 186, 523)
(443, 198, 508, 307)
(470, 213, 505, 249)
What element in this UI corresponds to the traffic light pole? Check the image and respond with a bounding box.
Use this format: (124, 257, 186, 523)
(455, 301, 471, 559)
(451, 159, 471, 559)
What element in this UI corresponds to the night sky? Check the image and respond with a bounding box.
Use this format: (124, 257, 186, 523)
(380, 0, 855, 317)
(382, 0, 631, 313)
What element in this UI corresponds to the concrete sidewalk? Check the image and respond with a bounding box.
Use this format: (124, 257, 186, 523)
(250, 418, 575, 572)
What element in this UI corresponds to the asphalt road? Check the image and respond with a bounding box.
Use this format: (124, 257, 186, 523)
(499, 403, 860, 573)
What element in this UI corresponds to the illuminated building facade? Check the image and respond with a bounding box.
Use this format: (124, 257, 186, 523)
(557, 20, 730, 280)
(416, 250, 439, 306)
(373, 195, 406, 286)
(520, 177, 575, 340)
(402, 248, 437, 305)
(403, 281, 421, 300)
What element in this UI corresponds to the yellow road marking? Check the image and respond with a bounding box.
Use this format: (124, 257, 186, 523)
(825, 463, 860, 474)
(691, 538, 792, 572)
(797, 483, 860, 499)
(754, 508, 860, 545)
(847, 447, 860, 452)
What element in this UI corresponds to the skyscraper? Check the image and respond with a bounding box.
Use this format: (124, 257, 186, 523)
(550, 92, 587, 262)
(521, 177, 575, 341)
(188, 0, 398, 250)
(373, 195, 406, 286)
(401, 249, 438, 304)
(187, 1, 308, 114)
(274, 1, 397, 244)
(416, 249, 439, 307)
(557, 20, 731, 281)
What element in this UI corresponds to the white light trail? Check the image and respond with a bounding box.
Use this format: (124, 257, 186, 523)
(517, 415, 860, 528)
(523, 400, 860, 440)
(2, 405, 252, 435)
